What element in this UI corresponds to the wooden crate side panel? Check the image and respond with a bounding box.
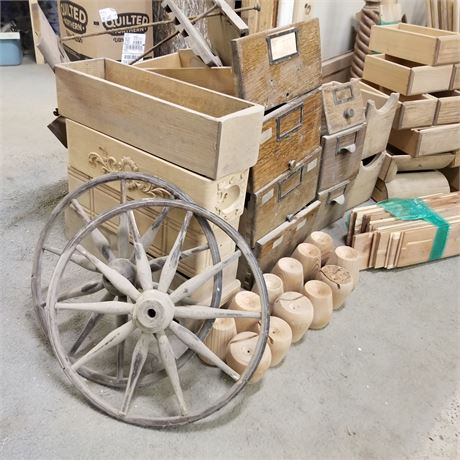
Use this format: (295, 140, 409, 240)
(231, 19, 321, 109)
(450, 64, 460, 90)
(249, 90, 321, 192)
(433, 91, 460, 125)
(396, 95, 437, 129)
(410, 64, 453, 95)
(438, 35, 460, 65)
(417, 124, 460, 155)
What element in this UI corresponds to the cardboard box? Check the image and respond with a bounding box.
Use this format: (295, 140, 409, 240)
(58, 0, 153, 61)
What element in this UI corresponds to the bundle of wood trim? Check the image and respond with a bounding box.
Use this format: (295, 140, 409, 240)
(426, 0, 459, 32)
(347, 192, 460, 269)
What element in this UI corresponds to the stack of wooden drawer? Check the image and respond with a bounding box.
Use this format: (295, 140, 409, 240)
(55, 58, 264, 302)
(362, 23, 460, 199)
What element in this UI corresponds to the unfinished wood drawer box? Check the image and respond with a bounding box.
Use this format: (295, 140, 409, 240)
(231, 18, 321, 110)
(239, 148, 321, 247)
(237, 201, 320, 289)
(318, 123, 366, 192)
(359, 80, 437, 130)
(363, 54, 453, 96)
(450, 64, 460, 90)
(369, 23, 460, 66)
(55, 58, 264, 180)
(432, 90, 460, 125)
(389, 123, 460, 156)
(248, 89, 321, 193)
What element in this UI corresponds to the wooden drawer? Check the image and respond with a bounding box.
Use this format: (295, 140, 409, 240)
(237, 201, 320, 289)
(248, 89, 321, 193)
(432, 90, 460, 125)
(55, 58, 264, 180)
(321, 79, 365, 135)
(389, 124, 460, 156)
(450, 64, 460, 90)
(231, 18, 321, 110)
(369, 23, 460, 66)
(66, 121, 249, 223)
(239, 149, 321, 247)
(363, 54, 453, 96)
(318, 123, 366, 192)
(359, 80, 438, 130)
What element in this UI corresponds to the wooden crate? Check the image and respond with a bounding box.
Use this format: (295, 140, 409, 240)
(369, 23, 460, 66)
(231, 18, 321, 110)
(248, 89, 321, 193)
(239, 148, 321, 247)
(317, 123, 366, 192)
(55, 58, 264, 180)
(134, 49, 207, 69)
(237, 201, 320, 289)
(432, 90, 460, 125)
(388, 123, 460, 156)
(321, 79, 366, 135)
(359, 80, 438, 130)
(450, 64, 460, 90)
(363, 54, 453, 96)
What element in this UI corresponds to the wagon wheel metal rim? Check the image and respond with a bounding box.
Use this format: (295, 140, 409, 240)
(46, 198, 270, 427)
(31, 172, 223, 388)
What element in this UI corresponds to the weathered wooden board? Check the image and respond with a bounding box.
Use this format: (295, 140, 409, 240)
(237, 201, 320, 289)
(321, 52, 353, 84)
(322, 79, 365, 135)
(369, 23, 460, 66)
(55, 58, 264, 180)
(134, 49, 206, 69)
(239, 148, 321, 247)
(231, 18, 321, 110)
(241, 0, 277, 34)
(388, 123, 460, 156)
(317, 123, 366, 192)
(363, 54, 453, 96)
(248, 89, 321, 193)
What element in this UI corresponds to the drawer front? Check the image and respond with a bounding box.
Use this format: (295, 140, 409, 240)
(231, 19, 321, 110)
(322, 79, 365, 134)
(433, 91, 460, 125)
(318, 124, 366, 191)
(396, 95, 437, 129)
(248, 90, 321, 193)
(237, 201, 320, 289)
(313, 180, 351, 231)
(239, 148, 321, 246)
(67, 168, 238, 278)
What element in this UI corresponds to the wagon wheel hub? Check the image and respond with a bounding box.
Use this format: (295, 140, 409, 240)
(133, 290, 174, 333)
(102, 258, 136, 296)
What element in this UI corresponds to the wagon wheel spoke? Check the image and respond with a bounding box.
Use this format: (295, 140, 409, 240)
(158, 211, 193, 293)
(40, 280, 105, 308)
(128, 212, 153, 291)
(117, 180, 130, 259)
(169, 321, 240, 381)
(120, 332, 151, 415)
(139, 207, 169, 252)
(68, 292, 113, 356)
(71, 320, 136, 371)
(170, 251, 241, 303)
(56, 300, 133, 315)
(149, 244, 209, 272)
(71, 199, 115, 261)
(76, 245, 141, 301)
(156, 331, 188, 416)
(174, 306, 261, 321)
(43, 245, 97, 272)
(116, 296, 130, 381)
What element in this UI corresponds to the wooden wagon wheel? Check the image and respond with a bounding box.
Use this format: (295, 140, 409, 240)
(46, 198, 270, 427)
(31, 172, 222, 388)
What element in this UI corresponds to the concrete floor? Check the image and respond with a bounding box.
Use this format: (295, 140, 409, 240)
(0, 58, 459, 460)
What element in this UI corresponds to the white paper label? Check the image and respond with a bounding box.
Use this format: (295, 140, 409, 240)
(269, 31, 297, 62)
(99, 8, 118, 23)
(307, 158, 318, 172)
(260, 128, 272, 145)
(261, 189, 274, 205)
(272, 236, 284, 249)
(121, 33, 146, 64)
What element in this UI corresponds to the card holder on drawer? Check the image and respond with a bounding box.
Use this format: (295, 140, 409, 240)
(276, 103, 304, 141)
(267, 28, 299, 64)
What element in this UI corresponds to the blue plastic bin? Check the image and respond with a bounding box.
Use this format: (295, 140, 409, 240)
(0, 32, 23, 66)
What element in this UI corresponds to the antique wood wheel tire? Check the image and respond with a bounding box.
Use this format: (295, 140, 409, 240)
(31, 172, 222, 389)
(46, 198, 270, 427)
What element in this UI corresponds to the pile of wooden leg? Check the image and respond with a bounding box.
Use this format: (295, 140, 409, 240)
(348, 192, 460, 270)
(201, 231, 362, 383)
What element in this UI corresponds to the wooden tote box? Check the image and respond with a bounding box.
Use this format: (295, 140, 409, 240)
(55, 58, 264, 180)
(239, 148, 321, 247)
(231, 18, 321, 110)
(237, 201, 320, 289)
(248, 89, 321, 193)
(317, 123, 366, 192)
(363, 54, 453, 96)
(65, 120, 248, 277)
(369, 23, 460, 66)
(432, 90, 460, 125)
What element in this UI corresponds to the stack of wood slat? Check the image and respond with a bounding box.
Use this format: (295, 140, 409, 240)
(361, 23, 460, 200)
(347, 192, 460, 269)
(426, 0, 459, 32)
